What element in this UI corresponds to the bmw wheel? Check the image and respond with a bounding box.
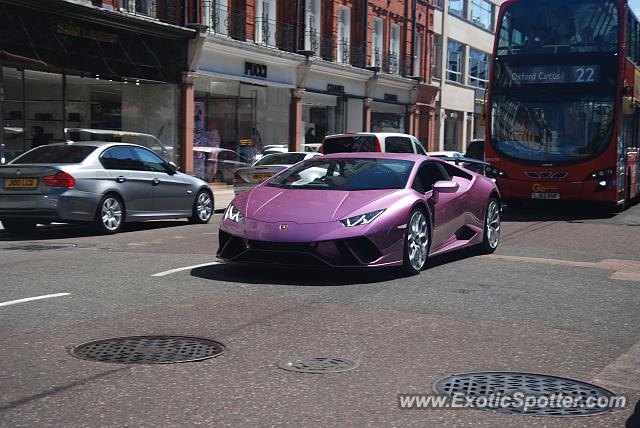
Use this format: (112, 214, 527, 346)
(478, 197, 501, 254)
(95, 194, 124, 234)
(402, 209, 430, 275)
(189, 190, 213, 224)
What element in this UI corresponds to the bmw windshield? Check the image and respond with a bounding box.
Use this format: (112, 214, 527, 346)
(267, 158, 414, 191)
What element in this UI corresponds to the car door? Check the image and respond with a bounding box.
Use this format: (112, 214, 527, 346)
(412, 137, 428, 155)
(413, 161, 462, 249)
(100, 146, 153, 215)
(132, 147, 193, 213)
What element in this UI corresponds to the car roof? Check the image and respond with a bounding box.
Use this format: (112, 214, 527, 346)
(319, 152, 433, 162)
(324, 132, 415, 139)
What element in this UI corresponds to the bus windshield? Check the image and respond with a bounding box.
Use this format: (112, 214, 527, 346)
(497, 0, 619, 56)
(491, 93, 615, 163)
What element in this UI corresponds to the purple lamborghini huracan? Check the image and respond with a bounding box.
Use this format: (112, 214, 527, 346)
(217, 153, 500, 275)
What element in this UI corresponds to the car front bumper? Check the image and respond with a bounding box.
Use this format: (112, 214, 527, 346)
(217, 217, 405, 268)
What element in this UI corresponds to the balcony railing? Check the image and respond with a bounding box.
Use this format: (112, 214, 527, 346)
(121, 0, 181, 25)
(255, 15, 296, 52)
(202, 2, 246, 40)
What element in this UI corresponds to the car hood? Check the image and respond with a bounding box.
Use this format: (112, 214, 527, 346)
(240, 186, 402, 223)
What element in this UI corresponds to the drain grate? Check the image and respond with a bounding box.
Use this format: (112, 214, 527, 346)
(433, 372, 618, 416)
(71, 336, 225, 364)
(276, 357, 359, 374)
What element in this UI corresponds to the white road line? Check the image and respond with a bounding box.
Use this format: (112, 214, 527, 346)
(0, 293, 70, 307)
(151, 261, 224, 277)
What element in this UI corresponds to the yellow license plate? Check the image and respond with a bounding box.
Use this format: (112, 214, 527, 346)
(4, 178, 38, 189)
(252, 173, 273, 181)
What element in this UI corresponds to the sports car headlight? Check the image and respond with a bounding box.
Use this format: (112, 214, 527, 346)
(224, 203, 245, 223)
(340, 209, 385, 227)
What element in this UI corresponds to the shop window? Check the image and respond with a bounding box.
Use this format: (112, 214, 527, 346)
(24, 70, 63, 149)
(446, 39, 464, 83)
(471, 0, 494, 31)
(337, 6, 351, 64)
(305, 0, 321, 54)
(372, 17, 384, 67)
(468, 48, 489, 88)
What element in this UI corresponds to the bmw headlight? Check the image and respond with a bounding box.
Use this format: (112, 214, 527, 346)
(225, 203, 245, 223)
(340, 209, 385, 227)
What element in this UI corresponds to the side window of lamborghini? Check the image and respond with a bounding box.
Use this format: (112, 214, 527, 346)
(412, 162, 450, 193)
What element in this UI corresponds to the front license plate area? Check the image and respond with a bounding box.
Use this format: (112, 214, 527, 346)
(4, 178, 38, 189)
(531, 192, 560, 200)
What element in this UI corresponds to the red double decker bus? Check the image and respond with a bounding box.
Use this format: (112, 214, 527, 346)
(485, 0, 640, 210)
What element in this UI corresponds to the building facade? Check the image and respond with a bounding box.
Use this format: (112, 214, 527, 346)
(432, 0, 505, 152)
(193, 0, 440, 182)
(0, 0, 202, 169)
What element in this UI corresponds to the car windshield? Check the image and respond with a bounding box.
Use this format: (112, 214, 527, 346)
(497, 0, 619, 56)
(267, 158, 414, 191)
(255, 153, 307, 166)
(322, 136, 378, 154)
(11, 145, 97, 164)
(490, 93, 614, 162)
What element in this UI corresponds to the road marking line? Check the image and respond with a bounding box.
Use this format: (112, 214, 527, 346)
(0, 293, 70, 307)
(151, 261, 224, 277)
(482, 255, 640, 282)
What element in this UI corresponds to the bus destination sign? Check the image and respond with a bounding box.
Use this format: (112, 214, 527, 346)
(507, 65, 600, 85)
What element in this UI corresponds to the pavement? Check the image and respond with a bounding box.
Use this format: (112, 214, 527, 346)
(0, 202, 639, 427)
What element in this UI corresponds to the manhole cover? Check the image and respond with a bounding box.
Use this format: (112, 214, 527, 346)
(71, 336, 225, 364)
(276, 357, 359, 373)
(433, 372, 618, 416)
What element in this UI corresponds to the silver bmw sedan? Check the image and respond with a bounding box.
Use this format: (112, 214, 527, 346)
(0, 142, 213, 235)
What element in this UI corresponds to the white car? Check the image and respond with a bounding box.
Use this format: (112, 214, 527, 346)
(319, 132, 428, 155)
(233, 152, 321, 195)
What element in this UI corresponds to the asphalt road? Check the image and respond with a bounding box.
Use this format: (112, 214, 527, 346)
(0, 202, 639, 427)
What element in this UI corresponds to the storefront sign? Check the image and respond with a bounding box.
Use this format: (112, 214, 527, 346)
(384, 93, 399, 102)
(57, 23, 118, 44)
(245, 62, 268, 78)
(327, 84, 345, 94)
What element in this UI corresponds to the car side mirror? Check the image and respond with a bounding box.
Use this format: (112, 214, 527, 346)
(166, 161, 179, 174)
(433, 180, 459, 194)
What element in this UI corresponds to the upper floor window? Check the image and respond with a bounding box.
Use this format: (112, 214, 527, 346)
(497, 0, 619, 56)
(204, 0, 229, 36)
(447, 39, 464, 82)
(256, 0, 277, 46)
(337, 6, 351, 64)
(389, 23, 401, 74)
(413, 33, 423, 77)
(372, 17, 384, 67)
(449, 0, 466, 18)
(432, 34, 442, 79)
(122, 0, 156, 18)
(469, 48, 489, 88)
(304, 0, 321, 54)
(471, 0, 494, 31)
